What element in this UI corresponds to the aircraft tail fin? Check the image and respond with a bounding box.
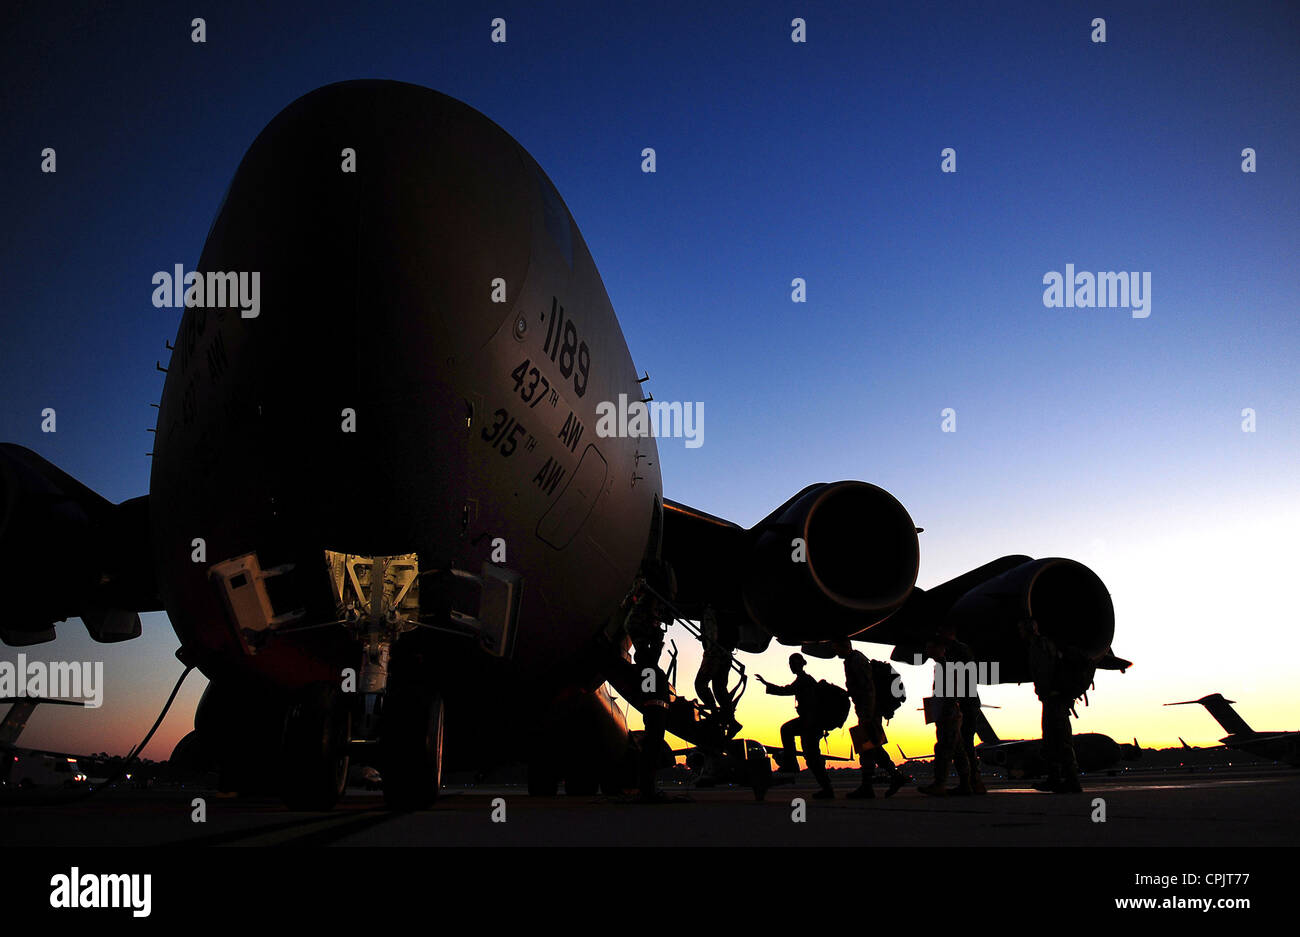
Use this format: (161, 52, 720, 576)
(0, 697, 86, 748)
(0, 701, 38, 747)
(974, 707, 1000, 744)
(1167, 693, 1253, 737)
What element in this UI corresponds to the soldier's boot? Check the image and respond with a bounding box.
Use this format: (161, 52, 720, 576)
(806, 764, 837, 800)
(1059, 748, 1082, 792)
(1033, 770, 1062, 793)
(847, 768, 875, 799)
(970, 773, 988, 795)
(919, 756, 949, 795)
(885, 772, 907, 798)
(949, 745, 973, 795)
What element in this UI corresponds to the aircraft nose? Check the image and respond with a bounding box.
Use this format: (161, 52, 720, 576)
(155, 81, 541, 559)
(202, 80, 533, 370)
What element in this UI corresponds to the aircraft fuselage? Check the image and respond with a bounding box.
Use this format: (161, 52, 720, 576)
(149, 82, 662, 754)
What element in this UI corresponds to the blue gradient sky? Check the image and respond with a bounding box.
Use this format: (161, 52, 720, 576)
(2, 1, 1297, 760)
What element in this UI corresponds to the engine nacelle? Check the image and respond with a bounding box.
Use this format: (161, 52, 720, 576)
(945, 556, 1114, 682)
(0, 444, 151, 645)
(741, 481, 919, 644)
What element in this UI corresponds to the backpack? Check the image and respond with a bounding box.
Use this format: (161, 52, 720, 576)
(812, 680, 850, 730)
(1056, 646, 1097, 701)
(872, 660, 905, 719)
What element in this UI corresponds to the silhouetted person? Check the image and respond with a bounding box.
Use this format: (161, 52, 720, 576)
(944, 628, 987, 795)
(1021, 618, 1090, 793)
(918, 628, 981, 796)
(624, 559, 676, 802)
(758, 653, 834, 799)
(832, 638, 907, 798)
(694, 604, 739, 736)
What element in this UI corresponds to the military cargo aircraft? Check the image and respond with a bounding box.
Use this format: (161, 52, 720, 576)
(973, 708, 1138, 778)
(1, 698, 90, 789)
(0, 80, 1124, 810)
(1167, 694, 1299, 766)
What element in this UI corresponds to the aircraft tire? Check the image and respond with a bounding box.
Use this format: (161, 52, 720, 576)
(280, 682, 350, 811)
(381, 687, 443, 810)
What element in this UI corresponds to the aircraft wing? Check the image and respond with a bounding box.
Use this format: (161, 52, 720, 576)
(760, 744, 855, 762)
(0, 444, 160, 646)
(671, 744, 855, 763)
(896, 745, 933, 764)
(974, 738, 1042, 764)
(663, 491, 1125, 682)
(660, 500, 744, 608)
(1232, 732, 1297, 745)
(975, 739, 1036, 754)
(1, 697, 93, 748)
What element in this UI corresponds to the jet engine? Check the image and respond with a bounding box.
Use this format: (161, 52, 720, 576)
(945, 556, 1114, 660)
(872, 554, 1115, 683)
(0, 444, 154, 645)
(740, 481, 920, 644)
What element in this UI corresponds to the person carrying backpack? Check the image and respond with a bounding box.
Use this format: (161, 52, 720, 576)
(757, 653, 835, 799)
(832, 638, 909, 799)
(1021, 617, 1093, 794)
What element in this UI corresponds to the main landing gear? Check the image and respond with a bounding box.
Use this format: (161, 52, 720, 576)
(280, 683, 351, 811)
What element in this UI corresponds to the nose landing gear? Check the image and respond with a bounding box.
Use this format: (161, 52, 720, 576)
(211, 549, 517, 810)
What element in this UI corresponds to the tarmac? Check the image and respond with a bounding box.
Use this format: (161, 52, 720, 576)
(2, 765, 1296, 847)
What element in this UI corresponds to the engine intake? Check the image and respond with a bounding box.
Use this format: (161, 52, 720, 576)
(742, 481, 919, 644)
(944, 556, 1114, 681)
